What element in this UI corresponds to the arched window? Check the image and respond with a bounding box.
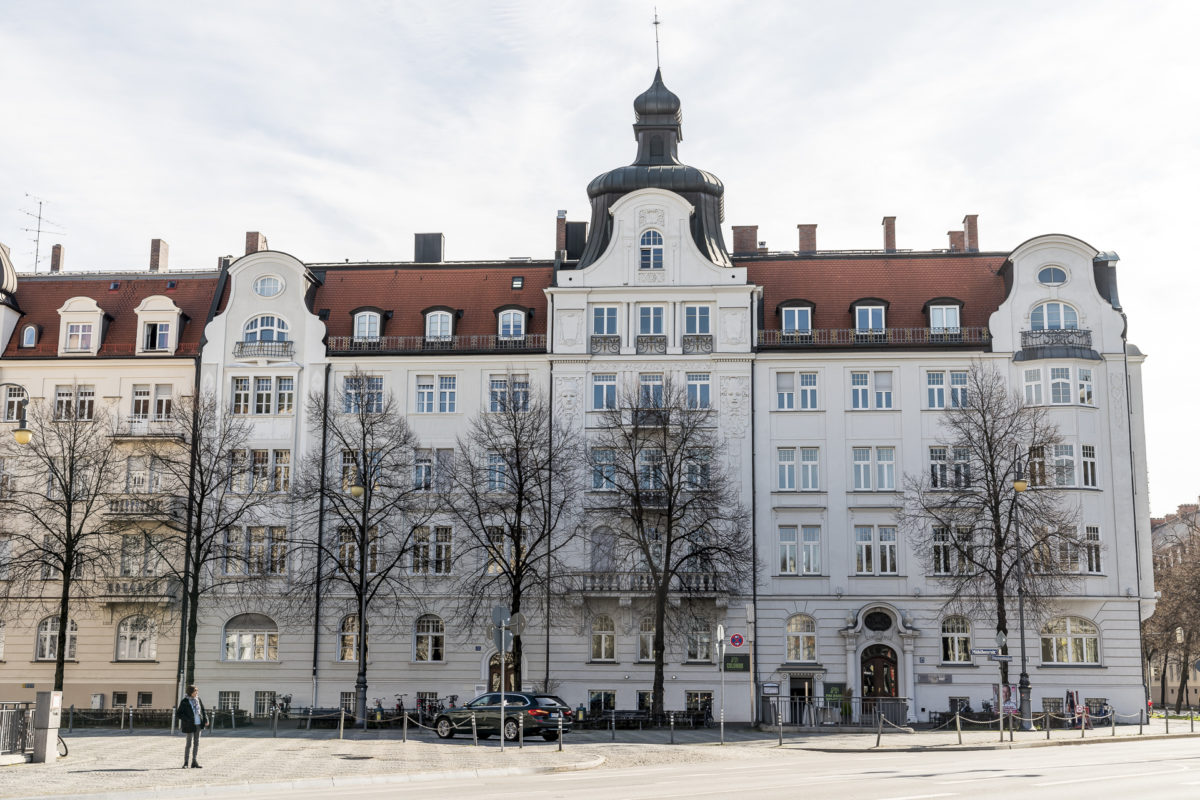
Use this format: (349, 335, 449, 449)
(498, 310, 525, 339)
(591, 614, 616, 661)
(686, 621, 712, 662)
(638, 617, 655, 662)
(354, 311, 380, 341)
(21, 326, 36, 348)
(223, 613, 278, 661)
(116, 615, 157, 661)
(941, 616, 971, 663)
(1030, 301, 1078, 331)
(338, 614, 366, 662)
(414, 614, 444, 662)
(1040, 616, 1099, 664)
(425, 310, 452, 341)
(1037, 266, 1067, 286)
(253, 276, 283, 297)
(36, 617, 77, 661)
(639, 230, 664, 270)
(785, 615, 817, 662)
(243, 315, 289, 342)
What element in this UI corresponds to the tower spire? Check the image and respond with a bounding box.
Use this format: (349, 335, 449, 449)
(653, 8, 661, 70)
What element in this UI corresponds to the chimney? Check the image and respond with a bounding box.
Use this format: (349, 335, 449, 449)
(50, 243, 64, 273)
(732, 225, 758, 255)
(963, 214, 979, 252)
(217, 255, 234, 270)
(414, 232, 445, 263)
(245, 232, 268, 255)
(948, 231, 965, 252)
(149, 238, 169, 273)
(882, 216, 896, 252)
(555, 210, 568, 253)
(796, 224, 817, 253)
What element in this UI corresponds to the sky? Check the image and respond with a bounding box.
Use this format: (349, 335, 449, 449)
(0, 1, 1195, 515)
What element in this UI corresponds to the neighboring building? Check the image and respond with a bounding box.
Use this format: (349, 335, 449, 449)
(0, 69, 1154, 721)
(1147, 501, 1199, 710)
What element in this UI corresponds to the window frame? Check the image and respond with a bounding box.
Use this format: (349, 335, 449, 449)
(414, 614, 445, 662)
(1040, 616, 1100, 665)
(353, 311, 381, 341)
(242, 314, 289, 343)
(425, 310, 453, 341)
(591, 614, 616, 662)
(639, 229, 664, 270)
(941, 617, 972, 664)
(785, 614, 817, 663)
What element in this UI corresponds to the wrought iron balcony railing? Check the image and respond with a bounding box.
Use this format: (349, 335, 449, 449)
(1020, 329, 1092, 349)
(233, 340, 295, 359)
(589, 334, 621, 354)
(682, 334, 714, 354)
(570, 570, 726, 594)
(112, 417, 180, 440)
(758, 326, 991, 348)
(107, 494, 186, 518)
(636, 335, 668, 355)
(98, 575, 178, 604)
(326, 334, 546, 355)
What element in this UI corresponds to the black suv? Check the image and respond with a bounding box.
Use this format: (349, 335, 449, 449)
(434, 691, 573, 741)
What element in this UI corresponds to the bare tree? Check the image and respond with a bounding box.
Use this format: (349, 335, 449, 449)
(290, 368, 436, 725)
(444, 376, 582, 689)
(899, 362, 1082, 687)
(585, 377, 752, 717)
(134, 391, 274, 687)
(1144, 511, 1200, 712)
(0, 390, 125, 690)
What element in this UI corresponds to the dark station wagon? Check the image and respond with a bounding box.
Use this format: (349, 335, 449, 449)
(434, 691, 573, 741)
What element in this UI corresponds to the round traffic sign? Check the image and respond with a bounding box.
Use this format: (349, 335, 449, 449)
(730, 633, 744, 647)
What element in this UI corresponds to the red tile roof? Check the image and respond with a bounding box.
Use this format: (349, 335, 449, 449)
(743, 253, 1009, 330)
(311, 263, 554, 339)
(3, 272, 221, 358)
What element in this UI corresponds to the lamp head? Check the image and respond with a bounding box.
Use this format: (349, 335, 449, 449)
(349, 482, 365, 499)
(1013, 477, 1028, 493)
(12, 425, 31, 446)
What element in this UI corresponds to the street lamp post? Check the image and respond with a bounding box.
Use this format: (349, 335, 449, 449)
(349, 476, 368, 729)
(1013, 447, 1032, 731)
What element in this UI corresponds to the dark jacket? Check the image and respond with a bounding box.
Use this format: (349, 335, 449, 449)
(176, 696, 209, 733)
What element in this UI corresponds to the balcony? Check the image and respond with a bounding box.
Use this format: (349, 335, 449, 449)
(1020, 329, 1092, 349)
(570, 570, 725, 596)
(107, 494, 185, 518)
(589, 334, 621, 355)
(326, 334, 546, 355)
(636, 335, 667, 355)
(681, 334, 713, 355)
(758, 326, 991, 349)
(233, 340, 294, 360)
(97, 575, 178, 605)
(112, 417, 180, 441)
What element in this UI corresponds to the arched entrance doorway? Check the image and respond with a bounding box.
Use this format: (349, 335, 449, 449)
(488, 652, 517, 692)
(860, 643, 898, 711)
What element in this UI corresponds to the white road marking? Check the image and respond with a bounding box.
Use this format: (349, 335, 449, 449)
(1035, 765, 1189, 786)
(874, 794, 957, 800)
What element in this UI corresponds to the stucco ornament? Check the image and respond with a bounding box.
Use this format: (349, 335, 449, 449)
(637, 270, 666, 284)
(722, 308, 747, 345)
(555, 376, 581, 415)
(720, 376, 750, 438)
(638, 208, 666, 229)
(559, 310, 582, 346)
(1109, 373, 1127, 427)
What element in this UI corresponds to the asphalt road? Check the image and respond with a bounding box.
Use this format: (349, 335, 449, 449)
(240, 737, 1200, 800)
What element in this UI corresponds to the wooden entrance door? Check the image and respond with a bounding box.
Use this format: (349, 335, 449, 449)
(488, 652, 517, 692)
(860, 644, 898, 698)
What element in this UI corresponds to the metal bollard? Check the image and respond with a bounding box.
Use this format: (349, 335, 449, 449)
(557, 714, 563, 752)
(1081, 713, 1086, 738)
(776, 707, 782, 747)
(69, 705, 74, 734)
(1165, 711, 1169, 734)
(1192, 706, 1195, 733)
(129, 706, 134, 733)
(120, 706, 125, 730)
(670, 713, 676, 745)
(956, 712, 962, 746)
(610, 710, 615, 742)
(273, 707, 279, 738)
(518, 713, 524, 749)
(998, 711, 1004, 742)
(231, 708, 237, 731)
(1111, 708, 1116, 736)
(875, 710, 883, 748)
(471, 712, 478, 746)
(402, 712, 408, 743)
(307, 708, 313, 731)
(1138, 709, 1143, 736)
(1046, 713, 1050, 740)
(338, 708, 344, 740)
(720, 709, 725, 746)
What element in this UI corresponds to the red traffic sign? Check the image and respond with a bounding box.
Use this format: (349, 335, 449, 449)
(729, 633, 744, 647)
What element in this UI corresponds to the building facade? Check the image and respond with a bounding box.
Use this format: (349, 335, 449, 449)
(0, 70, 1153, 722)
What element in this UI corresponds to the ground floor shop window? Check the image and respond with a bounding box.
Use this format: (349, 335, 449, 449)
(218, 691, 240, 710)
(589, 690, 615, 716)
(137, 692, 153, 708)
(254, 690, 276, 716)
(685, 691, 713, 712)
(637, 690, 653, 711)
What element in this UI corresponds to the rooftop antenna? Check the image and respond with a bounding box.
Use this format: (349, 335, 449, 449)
(653, 8, 661, 69)
(19, 194, 66, 273)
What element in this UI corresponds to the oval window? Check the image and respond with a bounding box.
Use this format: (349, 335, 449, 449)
(1037, 266, 1067, 286)
(254, 276, 283, 297)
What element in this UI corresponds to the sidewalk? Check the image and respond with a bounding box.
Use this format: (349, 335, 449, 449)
(3, 719, 1198, 799)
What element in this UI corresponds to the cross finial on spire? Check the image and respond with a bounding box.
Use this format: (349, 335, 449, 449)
(653, 8, 661, 69)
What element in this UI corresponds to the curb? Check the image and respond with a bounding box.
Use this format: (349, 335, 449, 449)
(5, 755, 607, 800)
(795, 731, 1200, 753)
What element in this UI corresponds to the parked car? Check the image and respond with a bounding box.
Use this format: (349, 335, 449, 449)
(434, 691, 573, 741)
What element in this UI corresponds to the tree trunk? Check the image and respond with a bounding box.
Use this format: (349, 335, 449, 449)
(651, 583, 668, 717)
(185, 544, 201, 685)
(54, 567, 71, 692)
(995, 582, 1010, 687)
(511, 582, 523, 690)
(1160, 650, 1170, 709)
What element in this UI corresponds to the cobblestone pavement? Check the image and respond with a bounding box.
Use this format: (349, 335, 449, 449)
(2, 718, 1195, 799)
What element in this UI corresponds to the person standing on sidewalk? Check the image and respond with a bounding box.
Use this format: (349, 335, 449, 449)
(175, 685, 209, 769)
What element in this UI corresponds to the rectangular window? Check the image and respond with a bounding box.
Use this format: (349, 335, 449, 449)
(66, 322, 93, 351)
(879, 527, 897, 574)
(416, 377, 435, 413)
(1028, 446, 1047, 487)
(232, 377, 250, 415)
(434, 526, 452, 574)
(855, 526, 897, 575)
(776, 372, 795, 410)
(120, 533, 153, 577)
(1078, 368, 1094, 405)
(778, 526, 797, 574)
(218, 691, 240, 711)
(777, 448, 795, 490)
(592, 306, 617, 335)
(930, 447, 948, 488)
(4, 386, 25, 422)
(874, 371, 893, 409)
(223, 527, 245, 574)
(438, 376, 456, 413)
(345, 375, 383, 413)
(489, 377, 508, 412)
(1081, 445, 1097, 488)
(927, 371, 946, 409)
(638, 448, 664, 490)
(930, 305, 960, 332)
(487, 452, 507, 492)
(1054, 444, 1075, 486)
(949, 371, 968, 407)
(230, 450, 248, 493)
(276, 377, 294, 415)
(801, 526, 821, 574)
(851, 372, 869, 409)
(855, 306, 884, 332)
(1084, 526, 1102, 573)
(686, 373, 710, 409)
(639, 305, 664, 335)
(684, 305, 710, 334)
(593, 373, 616, 410)
(952, 447, 971, 488)
(799, 372, 818, 409)
(154, 385, 173, 420)
(799, 448, 819, 490)
(255, 377, 273, 414)
(412, 527, 432, 574)
(1050, 367, 1072, 404)
(1024, 368, 1043, 405)
(639, 373, 663, 408)
(144, 322, 171, 351)
(932, 528, 951, 575)
(852, 447, 872, 490)
(132, 385, 151, 420)
(592, 448, 616, 490)
(414, 451, 433, 490)
(251, 450, 270, 492)
(272, 450, 290, 492)
(782, 306, 811, 335)
(855, 526, 874, 574)
(876, 447, 895, 490)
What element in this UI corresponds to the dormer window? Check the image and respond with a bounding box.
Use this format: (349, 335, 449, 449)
(498, 310, 525, 339)
(134, 294, 183, 356)
(20, 326, 36, 348)
(856, 305, 885, 332)
(1038, 266, 1068, 286)
(57, 296, 105, 356)
(354, 311, 381, 341)
(782, 307, 811, 335)
(143, 322, 171, 351)
(425, 310, 452, 341)
(66, 323, 94, 351)
(244, 315, 289, 342)
(639, 230, 664, 270)
(254, 276, 283, 298)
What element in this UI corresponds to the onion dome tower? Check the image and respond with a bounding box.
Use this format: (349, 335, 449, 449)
(577, 69, 732, 269)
